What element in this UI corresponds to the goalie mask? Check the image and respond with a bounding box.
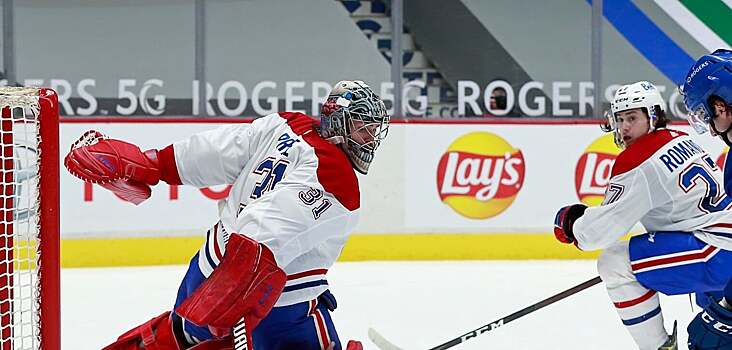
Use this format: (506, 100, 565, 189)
(320, 80, 390, 174)
(601, 81, 666, 149)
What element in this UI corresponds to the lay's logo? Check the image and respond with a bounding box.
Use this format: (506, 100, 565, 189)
(575, 134, 621, 206)
(436, 132, 525, 219)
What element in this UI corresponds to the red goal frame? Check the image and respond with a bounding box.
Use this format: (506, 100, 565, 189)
(0, 88, 59, 350)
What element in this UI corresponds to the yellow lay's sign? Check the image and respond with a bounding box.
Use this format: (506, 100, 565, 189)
(436, 132, 525, 219)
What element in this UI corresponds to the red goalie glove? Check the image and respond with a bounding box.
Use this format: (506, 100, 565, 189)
(64, 130, 177, 205)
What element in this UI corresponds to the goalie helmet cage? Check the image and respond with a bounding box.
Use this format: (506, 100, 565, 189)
(0, 87, 60, 350)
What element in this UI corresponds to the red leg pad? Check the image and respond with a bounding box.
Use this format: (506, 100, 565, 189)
(175, 233, 286, 331)
(102, 311, 236, 350)
(102, 312, 181, 350)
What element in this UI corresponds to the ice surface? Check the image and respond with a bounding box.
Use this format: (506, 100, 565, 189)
(62, 261, 695, 349)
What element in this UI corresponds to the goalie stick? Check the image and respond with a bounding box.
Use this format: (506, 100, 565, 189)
(233, 317, 249, 350)
(368, 276, 602, 350)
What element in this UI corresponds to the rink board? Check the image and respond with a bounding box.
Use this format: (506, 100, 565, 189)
(59, 118, 726, 267)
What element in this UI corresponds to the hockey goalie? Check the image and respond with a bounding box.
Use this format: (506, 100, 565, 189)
(65, 80, 389, 350)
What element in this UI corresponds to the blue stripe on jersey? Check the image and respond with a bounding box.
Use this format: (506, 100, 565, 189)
(621, 306, 662, 326)
(283, 280, 328, 292)
(708, 231, 732, 240)
(203, 231, 217, 270)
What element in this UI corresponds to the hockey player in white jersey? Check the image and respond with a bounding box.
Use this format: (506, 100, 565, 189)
(681, 49, 732, 350)
(554, 81, 732, 350)
(64, 80, 389, 350)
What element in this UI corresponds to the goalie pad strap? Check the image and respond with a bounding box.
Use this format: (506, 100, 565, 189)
(102, 311, 180, 350)
(175, 233, 286, 330)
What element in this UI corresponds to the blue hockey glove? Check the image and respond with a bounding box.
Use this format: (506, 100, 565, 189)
(318, 289, 338, 312)
(688, 298, 732, 349)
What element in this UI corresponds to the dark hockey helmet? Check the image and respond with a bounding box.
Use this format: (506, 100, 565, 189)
(680, 49, 732, 136)
(320, 80, 389, 174)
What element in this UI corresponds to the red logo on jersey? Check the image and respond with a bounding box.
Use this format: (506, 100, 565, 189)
(436, 132, 525, 219)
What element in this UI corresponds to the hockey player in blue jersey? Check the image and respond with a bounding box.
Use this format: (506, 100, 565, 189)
(681, 48, 732, 350)
(554, 80, 732, 350)
(64, 81, 389, 350)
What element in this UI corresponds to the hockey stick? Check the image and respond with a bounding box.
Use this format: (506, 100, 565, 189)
(233, 317, 249, 350)
(368, 276, 602, 350)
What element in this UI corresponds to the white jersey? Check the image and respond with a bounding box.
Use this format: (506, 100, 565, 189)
(165, 112, 360, 306)
(574, 129, 732, 252)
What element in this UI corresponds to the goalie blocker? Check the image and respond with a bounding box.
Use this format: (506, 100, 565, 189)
(103, 233, 286, 350)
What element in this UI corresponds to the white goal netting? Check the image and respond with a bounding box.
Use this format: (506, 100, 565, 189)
(0, 87, 59, 350)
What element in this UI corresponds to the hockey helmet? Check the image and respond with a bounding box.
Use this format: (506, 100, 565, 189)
(679, 49, 732, 136)
(602, 81, 666, 148)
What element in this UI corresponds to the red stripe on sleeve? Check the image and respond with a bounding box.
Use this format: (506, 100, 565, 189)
(287, 269, 328, 281)
(708, 223, 732, 229)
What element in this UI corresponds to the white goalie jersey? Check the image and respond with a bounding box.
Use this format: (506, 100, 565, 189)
(164, 112, 360, 306)
(573, 129, 732, 252)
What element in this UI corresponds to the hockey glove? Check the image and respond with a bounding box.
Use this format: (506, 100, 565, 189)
(64, 130, 178, 205)
(553, 204, 587, 245)
(318, 289, 338, 312)
(687, 297, 732, 349)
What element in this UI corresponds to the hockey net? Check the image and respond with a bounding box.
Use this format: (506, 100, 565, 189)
(0, 87, 59, 350)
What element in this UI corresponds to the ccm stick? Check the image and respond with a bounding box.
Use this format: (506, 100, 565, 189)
(368, 276, 602, 350)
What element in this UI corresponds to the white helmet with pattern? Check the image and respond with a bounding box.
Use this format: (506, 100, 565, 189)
(602, 81, 666, 148)
(319, 80, 390, 174)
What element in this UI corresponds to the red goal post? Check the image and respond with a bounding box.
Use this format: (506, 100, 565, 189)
(0, 87, 59, 350)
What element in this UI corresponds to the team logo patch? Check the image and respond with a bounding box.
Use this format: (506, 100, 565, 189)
(436, 132, 525, 219)
(716, 148, 729, 170)
(575, 134, 622, 206)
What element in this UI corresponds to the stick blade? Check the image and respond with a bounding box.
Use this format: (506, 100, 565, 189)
(368, 328, 407, 350)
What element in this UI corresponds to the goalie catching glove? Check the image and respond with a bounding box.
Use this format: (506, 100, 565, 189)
(64, 130, 180, 205)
